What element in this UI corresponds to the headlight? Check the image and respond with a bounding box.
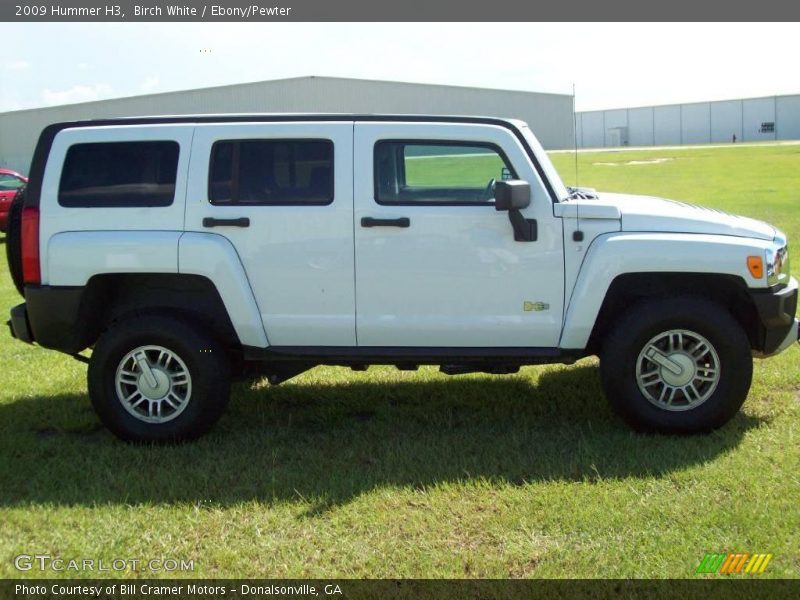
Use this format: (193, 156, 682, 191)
(766, 231, 790, 286)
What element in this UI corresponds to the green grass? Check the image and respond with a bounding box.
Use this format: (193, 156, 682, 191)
(1, 144, 799, 579)
(550, 144, 800, 237)
(405, 153, 506, 187)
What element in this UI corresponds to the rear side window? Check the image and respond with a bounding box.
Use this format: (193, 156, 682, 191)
(375, 141, 515, 205)
(58, 141, 179, 208)
(209, 139, 333, 205)
(0, 173, 25, 191)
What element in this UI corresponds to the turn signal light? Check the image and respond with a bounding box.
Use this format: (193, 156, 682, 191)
(747, 256, 764, 279)
(21, 206, 40, 285)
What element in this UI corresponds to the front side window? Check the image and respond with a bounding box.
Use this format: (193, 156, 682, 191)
(374, 141, 515, 205)
(209, 139, 333, 205)
(59, 141, 179, 207)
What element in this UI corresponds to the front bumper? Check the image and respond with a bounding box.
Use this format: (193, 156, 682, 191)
(772, 318, 800, 356)
(750, 277, 799, 357)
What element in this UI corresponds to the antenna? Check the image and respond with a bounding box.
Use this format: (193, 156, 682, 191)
(572, 83, 584, 242)
(573, 83, 579, 190)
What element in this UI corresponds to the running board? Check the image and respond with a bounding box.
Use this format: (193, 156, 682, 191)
(242, 345, 582, 366)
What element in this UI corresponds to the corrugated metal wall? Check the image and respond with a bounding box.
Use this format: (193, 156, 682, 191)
(577, 94, 800, 148)
(0, 77, 573, 173)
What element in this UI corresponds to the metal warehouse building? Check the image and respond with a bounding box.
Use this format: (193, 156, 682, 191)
(577, 93, 800, 148)
(0, 76, 574, 174)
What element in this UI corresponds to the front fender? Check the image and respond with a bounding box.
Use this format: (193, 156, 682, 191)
(559, 232, 775, 350)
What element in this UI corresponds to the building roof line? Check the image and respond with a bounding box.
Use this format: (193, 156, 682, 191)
(0, 75, 570, 117)
(578, 92, 800, 114)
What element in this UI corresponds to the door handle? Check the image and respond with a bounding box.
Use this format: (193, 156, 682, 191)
(361, 217, 410, 228)
(202, 217, 250, 228)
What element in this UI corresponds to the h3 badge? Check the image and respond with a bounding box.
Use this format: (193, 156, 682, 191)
(523, 301, 549, 312)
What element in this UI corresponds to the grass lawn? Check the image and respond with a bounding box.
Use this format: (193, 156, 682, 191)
(0, 143, 798, 579)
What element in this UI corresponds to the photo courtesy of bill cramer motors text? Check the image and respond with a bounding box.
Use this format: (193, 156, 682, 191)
(14, 583, 343, 596)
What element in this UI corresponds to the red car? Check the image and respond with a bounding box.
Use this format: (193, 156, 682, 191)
(0, 168, 28, 232)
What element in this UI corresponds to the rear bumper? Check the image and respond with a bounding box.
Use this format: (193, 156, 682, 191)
(750, 277, 799, 357)
(8, 303, 33, 343)
(7, 285, 86, 353)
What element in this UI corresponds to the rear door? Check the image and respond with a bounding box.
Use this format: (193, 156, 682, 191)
(353, 121, 565, 347)
(186, 121, 355, 346)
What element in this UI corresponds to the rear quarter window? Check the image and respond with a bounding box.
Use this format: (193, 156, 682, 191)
(58, 141, 179, 207)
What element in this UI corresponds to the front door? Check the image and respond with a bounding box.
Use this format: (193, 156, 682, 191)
(353, 122, 565, 347)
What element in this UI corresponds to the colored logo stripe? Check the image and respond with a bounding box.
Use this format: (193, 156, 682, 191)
(697, 553, 772, 574)
(719, 553, 748, 573)
(696, 554, 726, 574)
(744, 554, 772, 574)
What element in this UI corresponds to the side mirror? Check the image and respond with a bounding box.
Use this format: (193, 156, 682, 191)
(494, 179, 536, 242)
(494, 180, 530, 211)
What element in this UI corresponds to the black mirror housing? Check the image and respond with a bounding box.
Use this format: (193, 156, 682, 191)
(494, 180, 531, 211)
(494, 180, 536, 242)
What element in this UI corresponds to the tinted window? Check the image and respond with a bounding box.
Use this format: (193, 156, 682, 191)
(375, 141, 515, 205)
(209, 139, 333, 205)
(59, 141, 179, 207)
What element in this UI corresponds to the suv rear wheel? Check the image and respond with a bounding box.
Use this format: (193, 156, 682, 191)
(599, 296, 752, 433)
(88, 315, 231, 442)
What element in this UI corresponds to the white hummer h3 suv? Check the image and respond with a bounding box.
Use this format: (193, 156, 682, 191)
(6, 115, 797, 442)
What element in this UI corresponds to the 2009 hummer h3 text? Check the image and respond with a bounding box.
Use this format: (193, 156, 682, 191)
(6, 115, 798, 441)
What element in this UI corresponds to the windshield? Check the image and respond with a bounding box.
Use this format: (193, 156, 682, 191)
(519, 125, 569, 202)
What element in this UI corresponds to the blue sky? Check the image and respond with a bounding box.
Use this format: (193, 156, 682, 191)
(1, 22, 798, 113)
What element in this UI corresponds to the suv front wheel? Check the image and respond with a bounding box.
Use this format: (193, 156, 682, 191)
(600, 296, 753, 433)
(88, 315, 231, 442)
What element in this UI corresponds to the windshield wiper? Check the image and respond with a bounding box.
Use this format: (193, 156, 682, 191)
(566, 186, 599, 200)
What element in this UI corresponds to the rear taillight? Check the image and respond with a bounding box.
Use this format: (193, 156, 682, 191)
(21, 206, 40, 285)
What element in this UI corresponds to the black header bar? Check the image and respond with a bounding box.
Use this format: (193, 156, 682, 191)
(3, 0, 800, 22)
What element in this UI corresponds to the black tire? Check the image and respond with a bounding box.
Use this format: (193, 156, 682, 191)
(6, 186, 26, 296)
(88, 315, 231, 443)
(599, 296, 752, 433)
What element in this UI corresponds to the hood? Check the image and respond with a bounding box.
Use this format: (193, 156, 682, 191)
(566, 192, 775, 241)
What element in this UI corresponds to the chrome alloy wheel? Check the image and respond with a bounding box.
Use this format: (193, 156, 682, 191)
(115, 345, 192, 423)
(635, 329, 721, 411)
